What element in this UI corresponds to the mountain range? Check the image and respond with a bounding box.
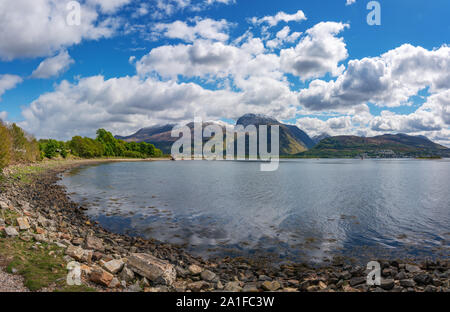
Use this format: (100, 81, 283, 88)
(115, 114, 450, 158)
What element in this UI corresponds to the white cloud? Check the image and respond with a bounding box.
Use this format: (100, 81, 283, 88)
(299, 44, 450, 110)
(0, 0, 118, 60)
(150, 0, 235, 19)
(19, 73, 298, 140)
(346, 0, 356, 6)
(280, 22, 349, 80)
(86, 0, 131, 13)
(0, 111, 8, 121)
(31, 50, 75, 79)
(154, 18, 231, 42)
(0, 74, 23, 100)
(266, 26, 301, 49)
(251, 10, 307, 27)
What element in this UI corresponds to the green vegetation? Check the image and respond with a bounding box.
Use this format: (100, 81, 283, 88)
(0, 238, 67, 291)
(42, 128, 163, 160)
(0, 121, 40, 171)
(0, 120, 163, 172)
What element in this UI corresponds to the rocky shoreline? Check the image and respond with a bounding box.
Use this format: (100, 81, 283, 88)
(0, 160, 449, 292)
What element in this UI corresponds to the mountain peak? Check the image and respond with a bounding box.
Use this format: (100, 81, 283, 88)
(236, 113, 279, 127)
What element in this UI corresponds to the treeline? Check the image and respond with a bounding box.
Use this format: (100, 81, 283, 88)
(0, 122, 163, 170)
(39, 129, 163, 159)
(0, 121, 40, 169)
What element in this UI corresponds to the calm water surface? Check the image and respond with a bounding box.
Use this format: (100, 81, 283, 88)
(59, 159, 450, 264)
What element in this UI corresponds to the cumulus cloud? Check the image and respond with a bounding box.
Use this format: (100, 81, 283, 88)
(251, 10, 307, 27)
(19, 73, 298, 140)
(280, 22, 349, 80)
(0, 111, 8, 121)
(266, 26, 302, 49)
(150, 0, 235, 19)
(86, 0, 131, 13)
(153, 18, 231, 42)
(0, 0, 118, 60)
(31, 51, 75, 79)
(0, 74, 23, 100)
(299, 44, 450, 110)
(346, 0, 356, 6)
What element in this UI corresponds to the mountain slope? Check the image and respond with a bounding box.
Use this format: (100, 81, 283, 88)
(115, 114, 314, 155)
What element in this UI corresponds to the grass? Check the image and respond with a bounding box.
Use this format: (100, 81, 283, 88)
(0, 208, 20, 226)
(0, 238, 67, 291)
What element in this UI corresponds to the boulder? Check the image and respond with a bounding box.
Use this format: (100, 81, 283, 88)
(90, 268, 114, 287)
(261, 280, 281, 291)
(349, 277, 366, 287)
(119, 265, 135, 282)
(16, 217, 30, 231)
(127, 253, 176, 286)
(400, 279, 416, 288)
(380, 279, 395, 290)
(413, 273, 432, 285)
(103, 259, 124, 274)
(187, 281, 210, 292)
(66, 245, 86, 262)
(405, 264, 421, 273)
(85, 235, 104, 251)
(188, 264, 203, 275)
(200, 270, 216, 282)
(224, 281, 242, 292)
(4, 226, 19, 236)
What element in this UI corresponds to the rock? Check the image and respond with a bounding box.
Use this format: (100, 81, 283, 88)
(65, 245, 85, 262)
(405, 264, 421, 273)
(200, 270, 216, 282)
(339, 271, 352, 280)
(90, 268, 114, 287)
(72, 237, 84, 246)
(349, 277, 366, 287)
(109, 277, 121, 288)
(258, 275, 272, 281)
(188, 264, 203, 275)
(400, 279, 416, 288)
(380, 279, 395, 290)
(85, 235, 104, 251)
(119, 266, 135, 282)
(242, 284, 259, 292)
(0, 218, 5, 227)
(261, 280, 281, 291)
(127, 253, 176, 286)
(103, 259, 124, 274)
(187, 281, 210, 292)
(413, 273, 432, 285)
(4, 226, 19, 236)
(424, 285, 437, 292)
(127, 282, 142, 292)
(224, 281, 242, 292)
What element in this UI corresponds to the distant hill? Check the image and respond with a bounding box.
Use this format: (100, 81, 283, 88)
(299, 134, 450, 158)
(115, 114, 314, 156)
(312, 133, 331, 145)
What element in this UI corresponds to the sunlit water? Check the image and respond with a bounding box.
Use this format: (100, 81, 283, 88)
(59, 159, 450, 264)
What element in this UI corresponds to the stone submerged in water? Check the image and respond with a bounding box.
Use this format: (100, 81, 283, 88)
(127, 253, 176, 286)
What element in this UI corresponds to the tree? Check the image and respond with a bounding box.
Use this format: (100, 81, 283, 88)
(0, 121, 12, 169)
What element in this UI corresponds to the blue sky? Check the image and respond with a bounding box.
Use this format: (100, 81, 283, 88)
(0, 0, 449, 145)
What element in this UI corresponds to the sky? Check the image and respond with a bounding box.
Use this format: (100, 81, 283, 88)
(0, 0, 449, 146)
